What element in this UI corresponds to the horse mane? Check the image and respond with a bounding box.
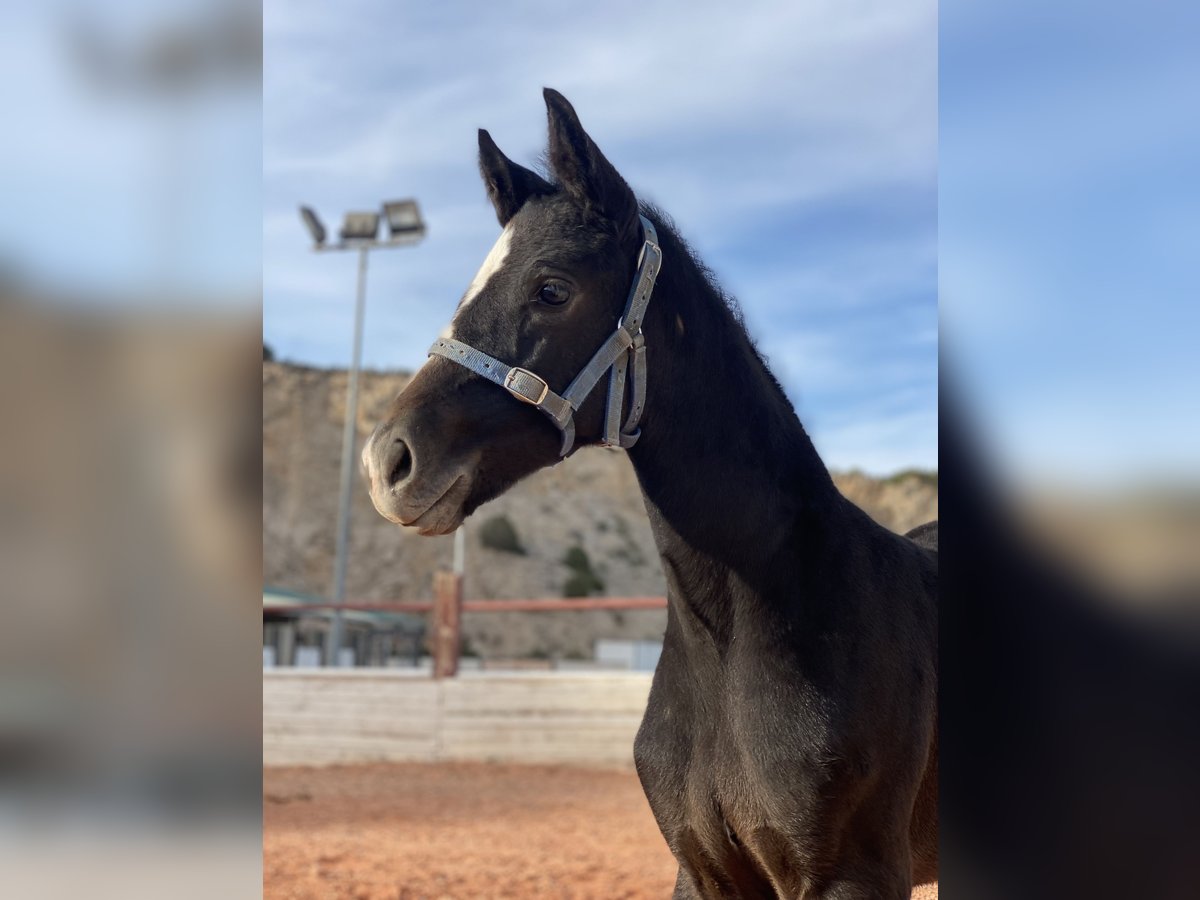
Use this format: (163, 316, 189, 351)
(636, 201, 804, 437)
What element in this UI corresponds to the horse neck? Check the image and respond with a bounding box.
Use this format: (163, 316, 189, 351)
(626, 215, 842, 622)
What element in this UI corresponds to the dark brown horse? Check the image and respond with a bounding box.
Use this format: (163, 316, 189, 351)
(363, 89, 937, 899)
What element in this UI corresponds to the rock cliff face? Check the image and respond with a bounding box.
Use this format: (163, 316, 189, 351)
(264, 361, 937, 658)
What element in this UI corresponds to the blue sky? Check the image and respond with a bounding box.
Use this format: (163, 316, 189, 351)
(263, 0, 938, 476)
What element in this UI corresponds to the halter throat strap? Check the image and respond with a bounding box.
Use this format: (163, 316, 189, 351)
(428, 214, 661, 457)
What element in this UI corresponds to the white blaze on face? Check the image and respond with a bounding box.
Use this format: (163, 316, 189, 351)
(439, 224, 514, 339)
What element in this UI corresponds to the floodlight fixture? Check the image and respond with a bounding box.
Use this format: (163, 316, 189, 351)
(299, 205, 327, 246)
(383, 199, 425, 238)
(339, 211, 380, 243)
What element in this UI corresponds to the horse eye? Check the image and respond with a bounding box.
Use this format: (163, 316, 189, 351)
(537, 282, 570, 306)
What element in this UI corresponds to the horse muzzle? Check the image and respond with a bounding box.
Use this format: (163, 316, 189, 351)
(362, 421, 476, 536)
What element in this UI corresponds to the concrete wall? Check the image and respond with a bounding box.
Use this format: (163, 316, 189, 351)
(263, 670, 653, 767)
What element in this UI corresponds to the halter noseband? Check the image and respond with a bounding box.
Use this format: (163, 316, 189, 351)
(428, 214, 662, 457)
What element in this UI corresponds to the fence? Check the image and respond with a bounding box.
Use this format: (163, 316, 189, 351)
(263, 669, 654, 767)
(263, 571, 668, 676)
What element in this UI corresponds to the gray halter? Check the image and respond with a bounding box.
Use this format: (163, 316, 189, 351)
(428, 214, 662, 457)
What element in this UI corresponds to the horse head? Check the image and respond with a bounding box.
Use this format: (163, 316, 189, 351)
(363, 89, 653, 534)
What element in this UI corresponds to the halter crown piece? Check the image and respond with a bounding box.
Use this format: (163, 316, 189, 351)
(428, 214, 662, 457)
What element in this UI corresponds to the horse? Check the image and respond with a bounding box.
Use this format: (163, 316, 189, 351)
(362, 89, 938, 899)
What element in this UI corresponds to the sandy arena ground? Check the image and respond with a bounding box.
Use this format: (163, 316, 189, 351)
(264, 762, 937, 899)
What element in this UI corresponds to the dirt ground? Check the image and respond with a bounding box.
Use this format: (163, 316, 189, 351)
(264, 762, 937, 899)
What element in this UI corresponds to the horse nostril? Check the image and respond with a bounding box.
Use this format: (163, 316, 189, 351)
(385, 439, 412, 489)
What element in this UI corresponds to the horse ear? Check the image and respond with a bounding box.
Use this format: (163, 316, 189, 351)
(543, 88, 637, 234)
(478, 129, 552, 226)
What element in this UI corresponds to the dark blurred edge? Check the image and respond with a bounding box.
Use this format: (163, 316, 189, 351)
(939, 0, 1200, 896)
(0, 1, 263, 896)
(940, 381, 1200, 899)
(0, 299, 264, 888)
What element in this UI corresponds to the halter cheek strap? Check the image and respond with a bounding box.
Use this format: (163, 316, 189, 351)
(428, 214, 662, 457)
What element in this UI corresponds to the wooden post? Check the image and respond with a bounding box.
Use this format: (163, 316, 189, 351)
(432, 570, 463, 679)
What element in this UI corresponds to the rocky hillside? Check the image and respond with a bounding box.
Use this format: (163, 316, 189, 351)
(264, 361, 937, 658)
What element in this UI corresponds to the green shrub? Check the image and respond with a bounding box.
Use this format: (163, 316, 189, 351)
(479, 515, 525, 555)
(563, 571, 602, 597)
(562, 545, 605, 596)
(562, 545, 590, 572)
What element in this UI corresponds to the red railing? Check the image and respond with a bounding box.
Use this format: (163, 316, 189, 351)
(265, 574, 667, 678)
(264, 596, 666, 615)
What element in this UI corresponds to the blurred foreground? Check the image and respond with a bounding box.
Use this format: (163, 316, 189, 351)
(0, 1, 261, 895)
(939, 399, 1200, 900)
(939, 0, 1200, 894)
(0, 296, 263, 895)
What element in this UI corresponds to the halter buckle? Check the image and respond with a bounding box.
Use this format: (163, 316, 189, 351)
(504, 367, 550, 406)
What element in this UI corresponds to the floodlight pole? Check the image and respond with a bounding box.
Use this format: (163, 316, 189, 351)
(301, 201, 425, 668)
(326, 244, 369, 665)
(453, 526, 465, 575)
